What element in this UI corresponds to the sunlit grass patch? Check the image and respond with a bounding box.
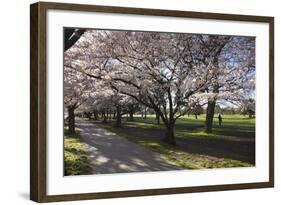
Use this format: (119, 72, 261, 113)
(178, 114, 255, 126)
(126, 121, 161, 129)
(138, 140, 162, 148)
(64, 130, 92, 176)
(176, 130, 218, 139)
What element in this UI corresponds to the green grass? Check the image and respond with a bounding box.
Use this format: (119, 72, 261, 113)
(95, 114, 255, 169)
(134, 114, 255, 125)
(131, 114, 255, 139)
(64, 130, 92, 176)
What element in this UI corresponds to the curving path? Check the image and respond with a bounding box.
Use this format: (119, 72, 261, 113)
(76, 118, 182, 174)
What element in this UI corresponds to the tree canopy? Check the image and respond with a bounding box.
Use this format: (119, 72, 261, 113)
(64, 29, 255, 144)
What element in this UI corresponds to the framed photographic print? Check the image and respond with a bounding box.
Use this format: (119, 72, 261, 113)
(30, 1, 274, 202)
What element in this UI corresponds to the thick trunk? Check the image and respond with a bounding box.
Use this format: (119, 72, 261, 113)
(249, 111, 254, 119)
(163, 122, 176, 145)
(102, 111, 107, 123)
(163, 87, 176, 145)
(194, 114, 198, 119)
(68, 107, 75, 134)
(204, 51, 221, 133)
(205, 100, 216, 133)
(115, 106, 122, 127)
(129, 111, 134, 121)
(155, 112, 160, 124)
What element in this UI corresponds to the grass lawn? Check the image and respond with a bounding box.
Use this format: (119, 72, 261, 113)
(94, 114, 255, 169)
(64, 130, 92, 175)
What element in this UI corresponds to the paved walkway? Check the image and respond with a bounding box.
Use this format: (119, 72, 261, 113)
(76, 118, 181, 174)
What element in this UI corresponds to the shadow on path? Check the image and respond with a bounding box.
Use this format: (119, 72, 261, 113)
(76, 118, 182, 174)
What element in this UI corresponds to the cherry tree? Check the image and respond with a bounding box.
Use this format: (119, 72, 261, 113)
(192, 35, 255, 132)
(64, 29, 255, 144)
(83, 86, 135, 127)
(92, 90, 125, 127)
(64, 66, 93, 134)
(65, 30, 217, 144)
(64, 41, 101, 134)
(240, 98, 255, 118)
(122, 97, 140, 121)
(187, 102, 204, 119)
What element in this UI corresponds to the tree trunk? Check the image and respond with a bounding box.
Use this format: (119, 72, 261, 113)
(205, 100, 216, 133)
(102, 111, 107, 123)
(68, 107, 75, 134)
(204, 51, 222, 133)
(155, 112, 160, 124)
(144, 106, 147, 120)
(109, 110, 112, 119)
(129, 111, 134, 121)
(194, 114, 198, 119)
(93, 110, 98, 120)
(163, 122, 176, 145)
(249, 111, 254, 119)
(115, 105, 122, 127)
(163, 87, 176, 145)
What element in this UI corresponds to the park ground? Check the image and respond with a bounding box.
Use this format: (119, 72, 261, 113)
(64, 114, 255, 175)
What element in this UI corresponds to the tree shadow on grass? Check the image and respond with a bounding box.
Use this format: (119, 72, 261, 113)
(176, 137, 255, 164)
(98, 119, 255, 165)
